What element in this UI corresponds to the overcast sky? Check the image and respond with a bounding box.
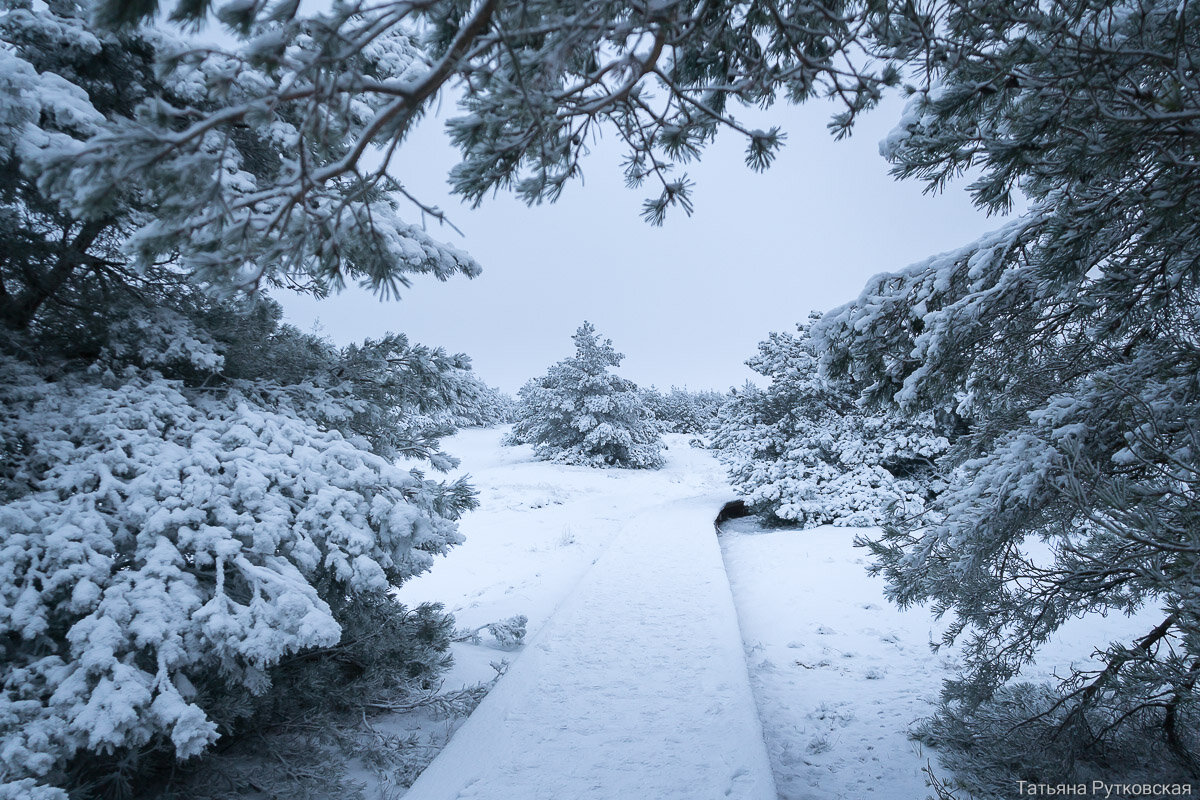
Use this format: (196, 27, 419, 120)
(275, 94, 1016, 394)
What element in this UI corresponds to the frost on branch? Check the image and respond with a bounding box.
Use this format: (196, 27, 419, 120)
(0, 0, 479, 301)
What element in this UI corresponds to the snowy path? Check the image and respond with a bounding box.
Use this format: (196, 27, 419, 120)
(400, 433, 777, 800)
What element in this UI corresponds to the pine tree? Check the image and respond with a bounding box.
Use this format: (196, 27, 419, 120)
(712, 319, 948, 527)
(810, 1, 1200, 784)
(507, 322, 664, 469)
(0, 335, 480, 798)
(0, 5, 481, 796)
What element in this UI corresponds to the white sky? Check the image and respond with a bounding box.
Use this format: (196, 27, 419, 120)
(276, 94, 1015, 393)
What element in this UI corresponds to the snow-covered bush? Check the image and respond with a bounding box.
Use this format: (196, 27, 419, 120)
(0, 293, 483, 797)
(319, 334, 503, 466)
(0, 11, 482, 789)
(0, 9, 491, 793)
(170, 597, 460, 800)
(506, 322, 664, 469)
(0, 360, 474, 797)
(711, 319, 948, 527)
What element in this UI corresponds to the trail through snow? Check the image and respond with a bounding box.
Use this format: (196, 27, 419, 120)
(398, 429, 776, 799)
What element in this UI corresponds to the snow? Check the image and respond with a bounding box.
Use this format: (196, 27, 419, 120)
(383, 427, 1160, 798)
(719, 519, 1164, 800)
(395, 428, 776, 799)
(720, 522, 946, 799)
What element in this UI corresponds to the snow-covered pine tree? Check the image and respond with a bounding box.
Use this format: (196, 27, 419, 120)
(507, 322, 663, 469)
(0, 5, 480, 796)
(0, 325, 478, 799)
(711, 318, 948, 527)
(809, 0, 1200, 786)
(436, 368, 517, 430)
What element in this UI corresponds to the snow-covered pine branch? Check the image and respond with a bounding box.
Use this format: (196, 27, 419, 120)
(0, 0, 480, 311)
(32, 0, 896, 291)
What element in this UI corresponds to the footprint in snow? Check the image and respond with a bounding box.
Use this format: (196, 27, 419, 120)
(815, 625, 838, 635)
(806, 736, 833, 755)
(808, 702, 855, 725)
(724, 767, 751, 797)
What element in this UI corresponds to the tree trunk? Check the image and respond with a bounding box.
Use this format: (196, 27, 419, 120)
(0, 218, 108, 331)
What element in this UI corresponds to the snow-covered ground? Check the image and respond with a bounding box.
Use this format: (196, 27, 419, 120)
(394, 426, 738, 691)
(392, 427, 775, 799)
(720, 519, 1165, 800)
(720, 521, 949, 799)
(378, 426, 1162, 799)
